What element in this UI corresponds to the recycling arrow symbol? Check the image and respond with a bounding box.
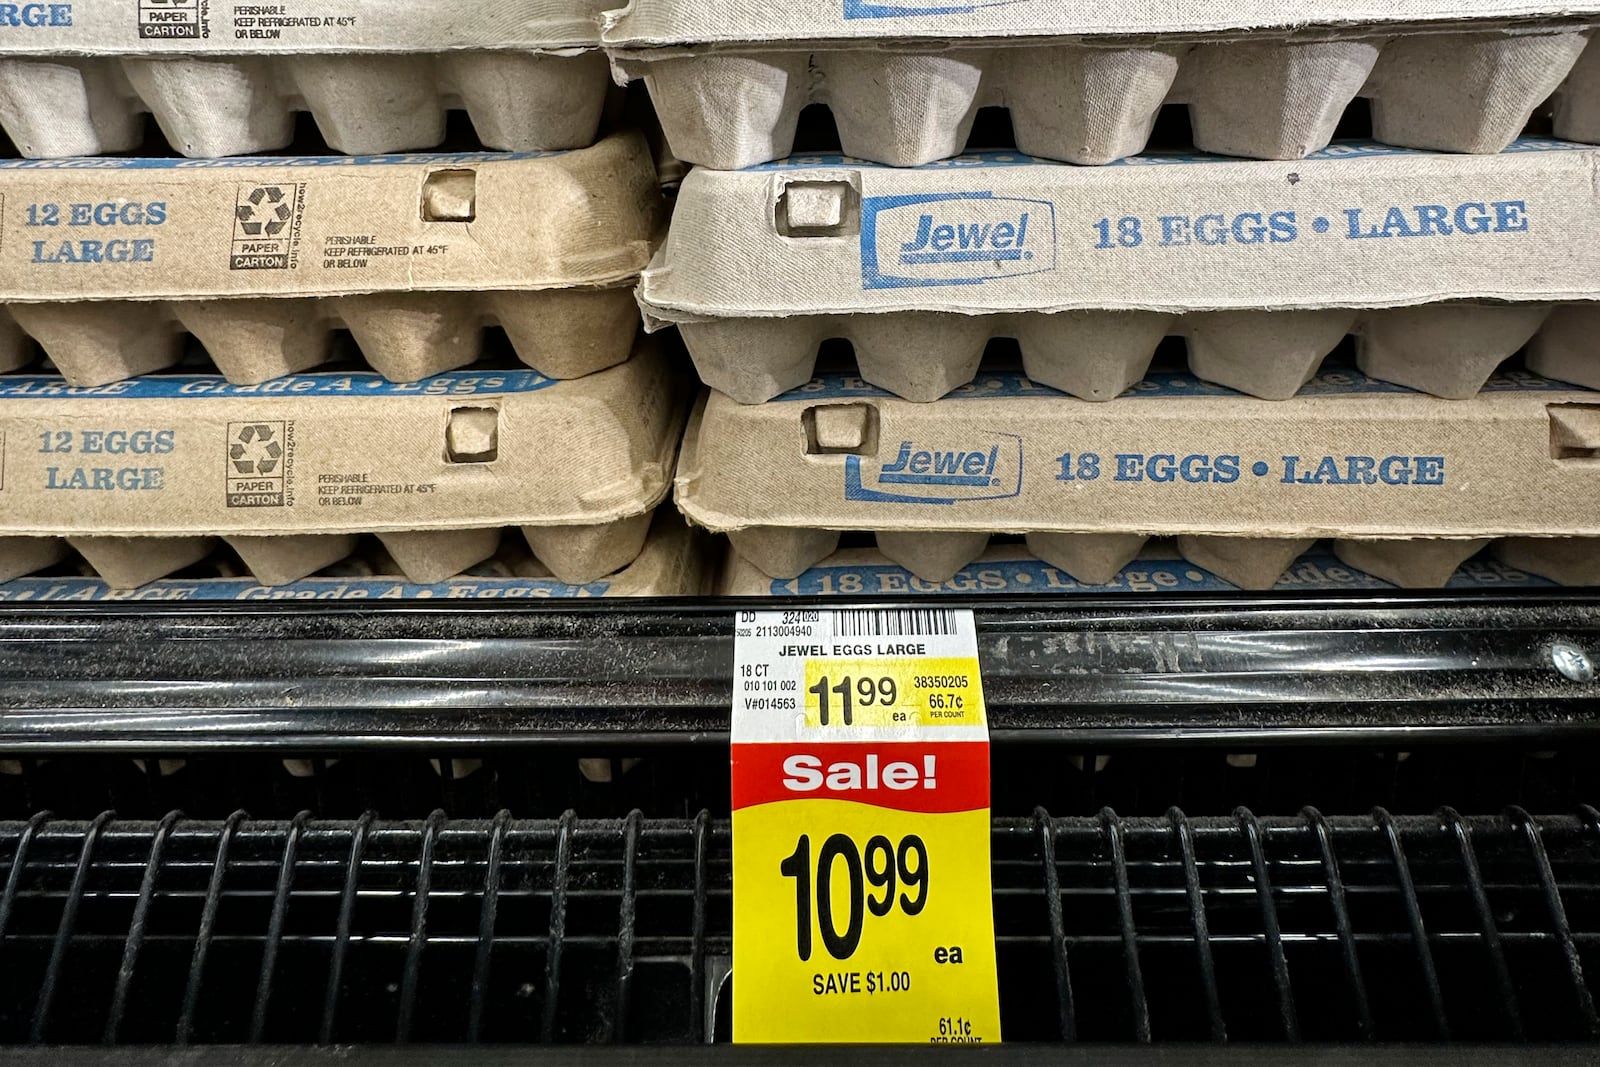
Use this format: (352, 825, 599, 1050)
(230, 425, 282, 475)
(235, 424, 275, 444)
(237, 189, 292, 236)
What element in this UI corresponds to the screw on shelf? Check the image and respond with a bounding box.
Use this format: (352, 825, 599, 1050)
(1550, 643, 1594, 683)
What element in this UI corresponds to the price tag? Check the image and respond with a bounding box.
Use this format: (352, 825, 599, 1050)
(731, 607, 1001, 1044)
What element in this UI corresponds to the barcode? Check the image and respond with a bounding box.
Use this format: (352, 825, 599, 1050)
(832, 608, 959, 637)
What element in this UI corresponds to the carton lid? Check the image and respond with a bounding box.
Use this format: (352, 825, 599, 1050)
(603, 0, 1600, 48)
(0, 131, 663, 302)
(0, 343, 689, 537)
(676, 368, 1600, 539)
(0, 1, 610, 55)
(640, 140, 1600, 320)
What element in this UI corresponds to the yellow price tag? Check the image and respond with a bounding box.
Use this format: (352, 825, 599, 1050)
(802, 657, 984, 729)
(732, 607, 1001, 1044)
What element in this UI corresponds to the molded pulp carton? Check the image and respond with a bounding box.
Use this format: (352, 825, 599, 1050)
(0, 131, 662, 388)
(641, 140, 1600, 405)
(0, 0, 614, 157)
(0, 343, 688, 589)
(604, 0, 1600, 168)
(675, 367, 1600, 590)
(719, 541, 1577, 594)
(0, 508, 711, 600)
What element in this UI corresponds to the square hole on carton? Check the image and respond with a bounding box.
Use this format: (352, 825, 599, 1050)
(803, 402, 879, 456)
(1548, 404, 1600, 461)
(777, 178, 861, 237)
(423, 168, 478, 222)
(445, 406, 500, 463)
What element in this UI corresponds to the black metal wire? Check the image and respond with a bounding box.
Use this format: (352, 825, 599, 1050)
(252, 810, 310, 1043)
(1440, 806, 1522, 1039)
(1302, 807, 1372, 1041)
(612, 810, 643, 1044)
(540, 810, 576, 1044)
(31, 809, 114, 1043)
(689, 809, 710, 1045)
(321, 810, 374, 1045)
(1373, 807, 1449, 1039)
(105, 809, 183, 1044)
(467, 809, 512, 1044)
(396, 810, 448, 1044)
(1100, 808, 1149, 1042)
(0, 811, 51, 950)
(176, 809, 246, 1045)
(1507, 805, 1600, 1038)
(1033, 807, 1076, 1042)
(1168, 807, 1224, 1043)
(1235, 807, 1297, 1041)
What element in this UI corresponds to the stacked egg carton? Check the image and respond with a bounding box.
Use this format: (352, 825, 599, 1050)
(719, 540, 1586, 596)
(604, 0, 1600, 591)
(0, 3, 692, 591)
(676, 366, 1600, 590)
(605, 0, 1600, 168)
(0, 510, 712, 601)
(0, 0, 614, 158)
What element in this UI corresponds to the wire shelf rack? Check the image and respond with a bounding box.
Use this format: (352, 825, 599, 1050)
(0, 808, 1592, 1047)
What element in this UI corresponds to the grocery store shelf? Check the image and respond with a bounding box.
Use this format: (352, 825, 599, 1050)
(0, 808, 1593, 1047)
(2, 591, 1599, 750)
(4, 1048, 1597, 1066)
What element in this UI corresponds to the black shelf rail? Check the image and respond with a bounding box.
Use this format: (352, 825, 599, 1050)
(0, 808, 1592, 1047)
(1, 591, 1599, 750)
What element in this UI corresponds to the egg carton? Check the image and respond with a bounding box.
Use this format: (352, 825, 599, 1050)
(641, 140, 1600, 403)
(680, 302, 1600, 405)
(0, 1, 614, 158)
(605, 2, 1600, 169)
(719, 539, 1590, 594)
(676, 367, 1600, 587)
(0, 1, 610, 53)
(0, 132, 662, 388)
(0, 517, 652, 590)
(0, 285, 643, 390)
(0, 51, 614, 158)
(0, 507, 711, 598)
(0, 343, 689, 589)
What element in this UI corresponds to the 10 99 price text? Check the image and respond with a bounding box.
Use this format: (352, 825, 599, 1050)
(781, 832, 928, 961)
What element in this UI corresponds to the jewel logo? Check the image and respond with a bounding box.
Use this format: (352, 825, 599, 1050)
(860, 191, 1056, 290)
(845, 432, 1024, 505)
(843, 0, 1031, 19)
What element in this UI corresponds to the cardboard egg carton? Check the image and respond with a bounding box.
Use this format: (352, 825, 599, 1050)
(0, 344, 689, 590)
(675, 366, 1600, 590)
(640, 140, 1600, 404)
(0, 1, 614, 157)
(0, 131, 662, 388)
(720, 540, 1584, 594)
(604, 1, 1600, 169)
(0, 509, 711, 600)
